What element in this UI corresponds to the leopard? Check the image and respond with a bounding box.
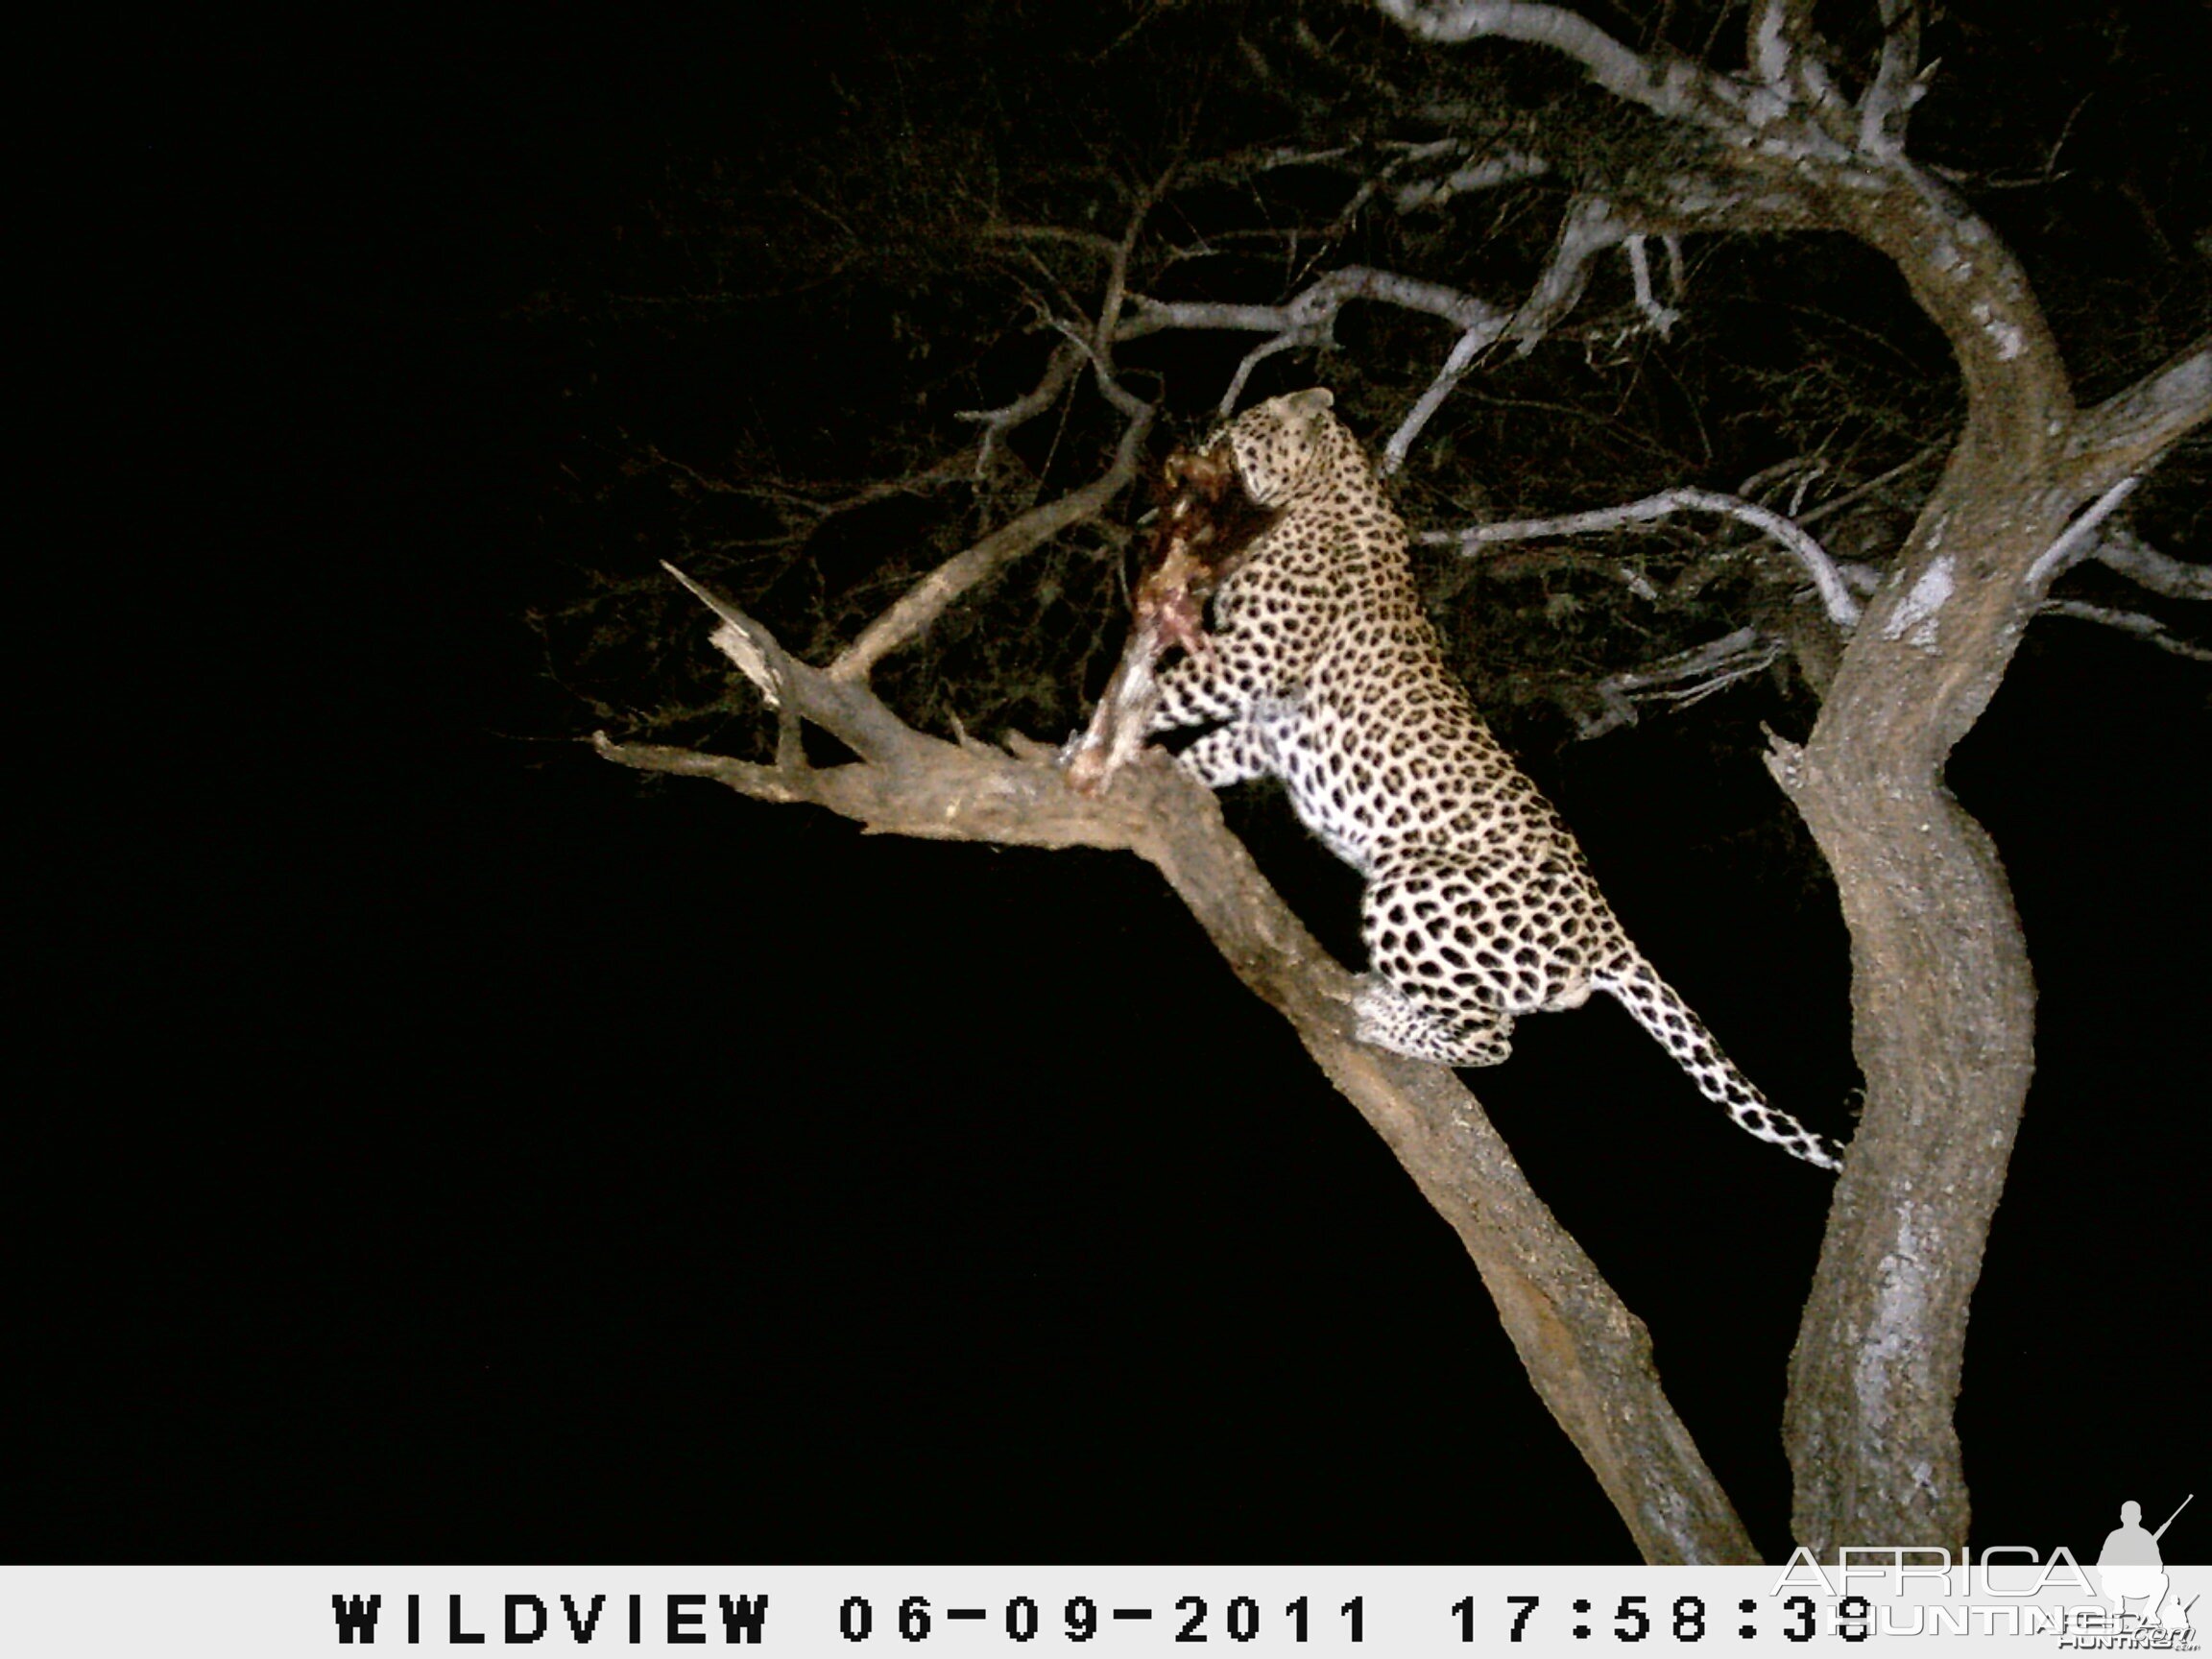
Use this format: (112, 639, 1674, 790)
(1139, 387, 1843, 1171)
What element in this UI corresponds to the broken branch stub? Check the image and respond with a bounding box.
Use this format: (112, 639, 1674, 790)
(660, 560, 786, 708)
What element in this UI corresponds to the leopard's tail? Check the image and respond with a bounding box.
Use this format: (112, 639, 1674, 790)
(1596, 955, 1844, 1172)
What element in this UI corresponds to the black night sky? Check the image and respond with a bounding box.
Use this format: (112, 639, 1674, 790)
(20, 6, 2206, 1567)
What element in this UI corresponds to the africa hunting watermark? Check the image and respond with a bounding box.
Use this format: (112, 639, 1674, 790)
(1767, 1496, 2196, 1645)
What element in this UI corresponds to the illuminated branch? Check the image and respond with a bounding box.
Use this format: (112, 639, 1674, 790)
(2064, 341, 2212, 494)
(1424, 487, 1861, 627)
(1856, 0, 1925, 159)
(2025, 476, 2143, 593)
(1376, 0, 1845, 150)
(1125, 266, 1507, 417)
(1382, 197, 1643, 472)
(1393, 149, 1551, 211)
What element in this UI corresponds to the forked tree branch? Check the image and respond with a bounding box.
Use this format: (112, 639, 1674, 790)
(1382, 197, 1646, 471)
(1116, 209, 1659, 469)
(1123, 265, 1508, 417)
(1379, 0, 1710, 118)
(1377, 0, 1846, 150)
(954, 341, 1084, 479)
(1856, 0, 1924, 159)
(602, 585, 1760, 1563)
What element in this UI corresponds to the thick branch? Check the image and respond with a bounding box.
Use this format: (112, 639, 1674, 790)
(1374, 0, 2141, 1564)
(607, 599, 1761, 1563)
(2063, 339, 2212, 494)
(1378, 0, 1723, 124)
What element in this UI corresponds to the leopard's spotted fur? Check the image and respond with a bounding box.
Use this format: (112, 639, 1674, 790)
(1146, 388, 1842, 1171)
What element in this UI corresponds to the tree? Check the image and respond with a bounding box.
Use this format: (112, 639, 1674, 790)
(551, 0, 2208, 1561)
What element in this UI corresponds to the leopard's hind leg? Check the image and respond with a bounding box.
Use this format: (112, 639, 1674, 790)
(1351, 847, 1546, 1067)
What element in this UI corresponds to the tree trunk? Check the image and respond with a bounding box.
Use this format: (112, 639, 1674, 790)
(1765, 144, 2210, 1551)
(1765, 198, 2057, 1545)
(1768, 458, 2056, 1555)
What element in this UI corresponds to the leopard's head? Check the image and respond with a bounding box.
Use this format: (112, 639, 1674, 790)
(1214, 388, 1351, 507)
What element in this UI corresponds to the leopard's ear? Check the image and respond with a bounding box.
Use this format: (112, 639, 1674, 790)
(1274, 387, 1340, 457)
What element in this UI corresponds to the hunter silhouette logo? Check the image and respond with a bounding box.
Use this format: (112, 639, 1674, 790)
(2096, 1494, 2194, 1632)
